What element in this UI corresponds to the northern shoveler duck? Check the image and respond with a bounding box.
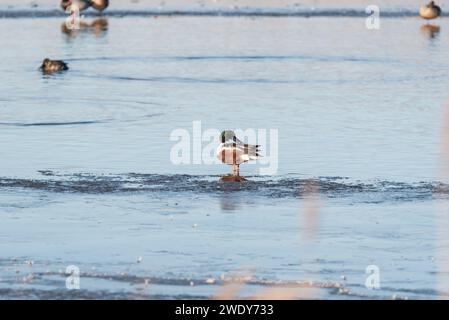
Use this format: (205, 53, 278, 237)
(40, 58, 69, 73)
(216, 130, 260, 182)
(420, 1, 441, 20)
(61, 0, 109, 12)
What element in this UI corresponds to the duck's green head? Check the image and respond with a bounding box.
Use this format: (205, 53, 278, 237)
(220, 130, 236, 143)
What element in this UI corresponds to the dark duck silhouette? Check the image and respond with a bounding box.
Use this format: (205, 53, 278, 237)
(40, 58, 69, 73)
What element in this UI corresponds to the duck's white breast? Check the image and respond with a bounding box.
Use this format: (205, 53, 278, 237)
(216, 144, 245, 165)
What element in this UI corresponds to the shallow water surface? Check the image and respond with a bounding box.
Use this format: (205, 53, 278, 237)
(1, 13, 449, 299)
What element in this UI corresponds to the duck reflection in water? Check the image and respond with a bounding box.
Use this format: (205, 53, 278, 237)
(219, 191, 243, 211)
(420, 24, 441, 39)
(61, 18, 108, 38)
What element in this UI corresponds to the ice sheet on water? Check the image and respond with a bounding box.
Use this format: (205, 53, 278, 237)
(0, 172, 447, 203)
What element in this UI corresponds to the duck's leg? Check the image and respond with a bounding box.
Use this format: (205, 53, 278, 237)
(232, 164, 240, 177)
(220, 164, 245, 183)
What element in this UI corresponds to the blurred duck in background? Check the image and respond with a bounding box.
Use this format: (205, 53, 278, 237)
(61, 0, 109, 12)
(419, 1, 442, 20)
(61, 0, 91, 11)
(90, 0, 109, 11)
